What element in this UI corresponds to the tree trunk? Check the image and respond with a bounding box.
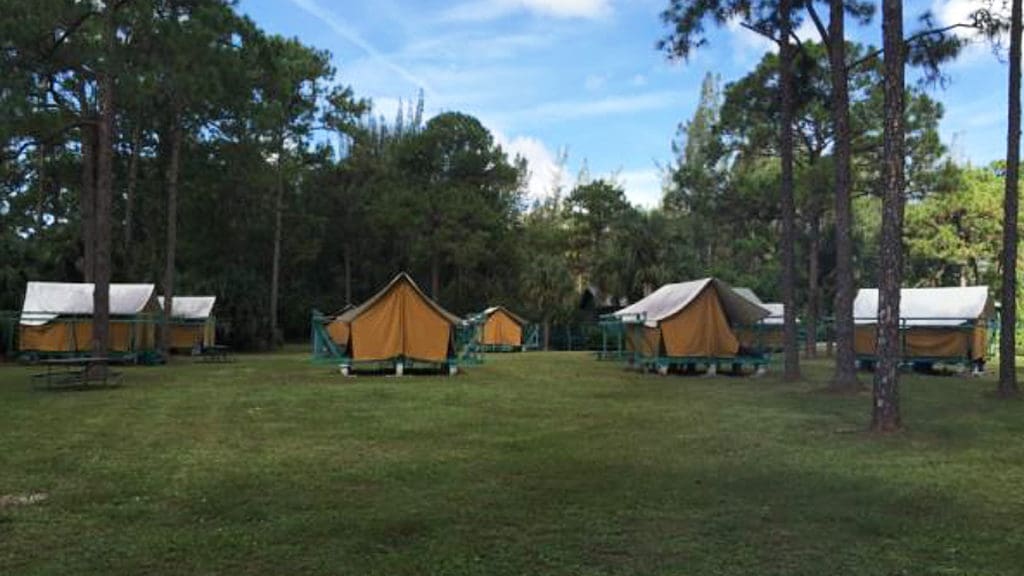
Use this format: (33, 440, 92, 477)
(779, 0, 800, 381)
(1000, 0, 1022, 397)
(873, 0, 906, 432)
(431, 253, 441, 300)
(35, 143, 47, 229)
(125, 123, 141, 260)
(830, 0, 859, 390)
(269, 142, 285, 348)
(78, 84, 97, 282)
(344, 242, 352, 305)
(91, 7, 116, 364)
(543, 320, 551, 351)
(806, 210, 820, 358)
(160, 119, 182, 355)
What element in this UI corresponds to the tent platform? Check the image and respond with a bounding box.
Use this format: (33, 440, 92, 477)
(632, 354, 771, 375)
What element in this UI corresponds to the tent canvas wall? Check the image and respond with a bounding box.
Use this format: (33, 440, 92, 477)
(334, 273, 461, 364)
(478, 306, 528, 349)
(853, 286, 992, 363)
(19, 282, 159, 354)
(158, 296, 216, 350)
(613, 278, 770, 361)
(733, 288, 787, 350)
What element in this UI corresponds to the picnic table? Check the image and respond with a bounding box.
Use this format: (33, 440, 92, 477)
(198, 345, 232, 363)
(32, 357, 122, 389)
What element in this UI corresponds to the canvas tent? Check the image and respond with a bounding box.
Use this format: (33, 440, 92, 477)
(19, 281, 159, 355)
(324, 304, 354, 351)
(158, 296, 217, 350)
(329, 273, 461, 365)
(476, 306, 528, 350)
(853, 286, 993, 366)
(733, 288, 787, 350)
(612, 278, 771, 366)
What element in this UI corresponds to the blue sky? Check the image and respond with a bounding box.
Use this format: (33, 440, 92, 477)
(238, 0, 1010, 207)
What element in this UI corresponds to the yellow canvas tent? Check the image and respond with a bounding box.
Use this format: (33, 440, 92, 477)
(334, 273, 460, 364)
(853, 286, 992, 365)
(158, 296, 216, 350)
(478, 306, 528, 349)
(19, 281, 159, 354)
(732, 287, 788, 351)
(613, 278, 770, 359)
(323, 304, 354, 350)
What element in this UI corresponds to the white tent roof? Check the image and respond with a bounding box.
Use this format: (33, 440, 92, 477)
(158, 296, 216, 320)
(853, 286, 993, 327)
(613, 278, 770, 328)
(20, 282, 157, 326)
(761, 303, 786, 325)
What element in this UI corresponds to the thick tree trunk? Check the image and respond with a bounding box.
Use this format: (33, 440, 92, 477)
(543, 320, 551, 351)
(873, 0, 906, 432)
(125, 124, 141, 259)
(829, 0, 859, 390)
(779, 0, 800, 381)
(91, 9, 116, 364)
(1000, 0, 1022, 397)
(160, 120, 182, 355)
(269, 144, 285, 348)
(806, 211, 820, 358)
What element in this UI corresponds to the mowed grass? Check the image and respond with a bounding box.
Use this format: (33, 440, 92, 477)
(1, 352, 1023, 575)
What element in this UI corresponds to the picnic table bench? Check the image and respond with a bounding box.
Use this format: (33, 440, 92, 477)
(31, 357, 122, 389)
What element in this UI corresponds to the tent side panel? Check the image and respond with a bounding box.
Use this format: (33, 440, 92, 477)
(350, 285, 404, 361)
(624, 326, 661, 357)
(326, 318, 350, 348)
(170, 325, 203, 349)
(903, 328, 969, 359)
(19, 323, 73, 351)
(854, 326, 876, 356)
(400, 282, 452, 363)
(482, 310, 522, 346)
(660, 286, 739, 358)
(971, 324, 986, 361)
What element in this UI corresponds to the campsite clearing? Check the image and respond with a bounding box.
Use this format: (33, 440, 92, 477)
(1, 352, 1022, 575)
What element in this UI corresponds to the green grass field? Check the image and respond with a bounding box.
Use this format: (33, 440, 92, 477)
(1, 352, 1023, 575)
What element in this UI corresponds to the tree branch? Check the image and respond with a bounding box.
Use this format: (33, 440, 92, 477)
(806, 2, 830, 49)
(740, 22, 781, 45)
(847, 22, 979, 72)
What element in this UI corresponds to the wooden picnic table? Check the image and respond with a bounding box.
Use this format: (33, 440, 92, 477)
(32, 357, 121, 388)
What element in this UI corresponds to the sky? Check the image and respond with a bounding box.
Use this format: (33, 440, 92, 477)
(237, 0, 1011, 208)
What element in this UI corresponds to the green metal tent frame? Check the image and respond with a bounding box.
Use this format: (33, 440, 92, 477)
(4, 310, 163, 364)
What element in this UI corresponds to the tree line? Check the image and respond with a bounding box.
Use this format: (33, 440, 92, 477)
(2, 1, 1021, 429)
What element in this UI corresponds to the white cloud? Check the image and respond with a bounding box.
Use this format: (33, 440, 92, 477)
(932, 0, 1009, 65)
(615, 167, 666, 208)
(495, 132, 568, 200)
(631, 73, 648, 87)
(726, 16, 777, 65)
(442, 0, 612, 22)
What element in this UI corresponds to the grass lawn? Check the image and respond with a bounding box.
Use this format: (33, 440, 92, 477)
(1, 352, 1023, 575)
